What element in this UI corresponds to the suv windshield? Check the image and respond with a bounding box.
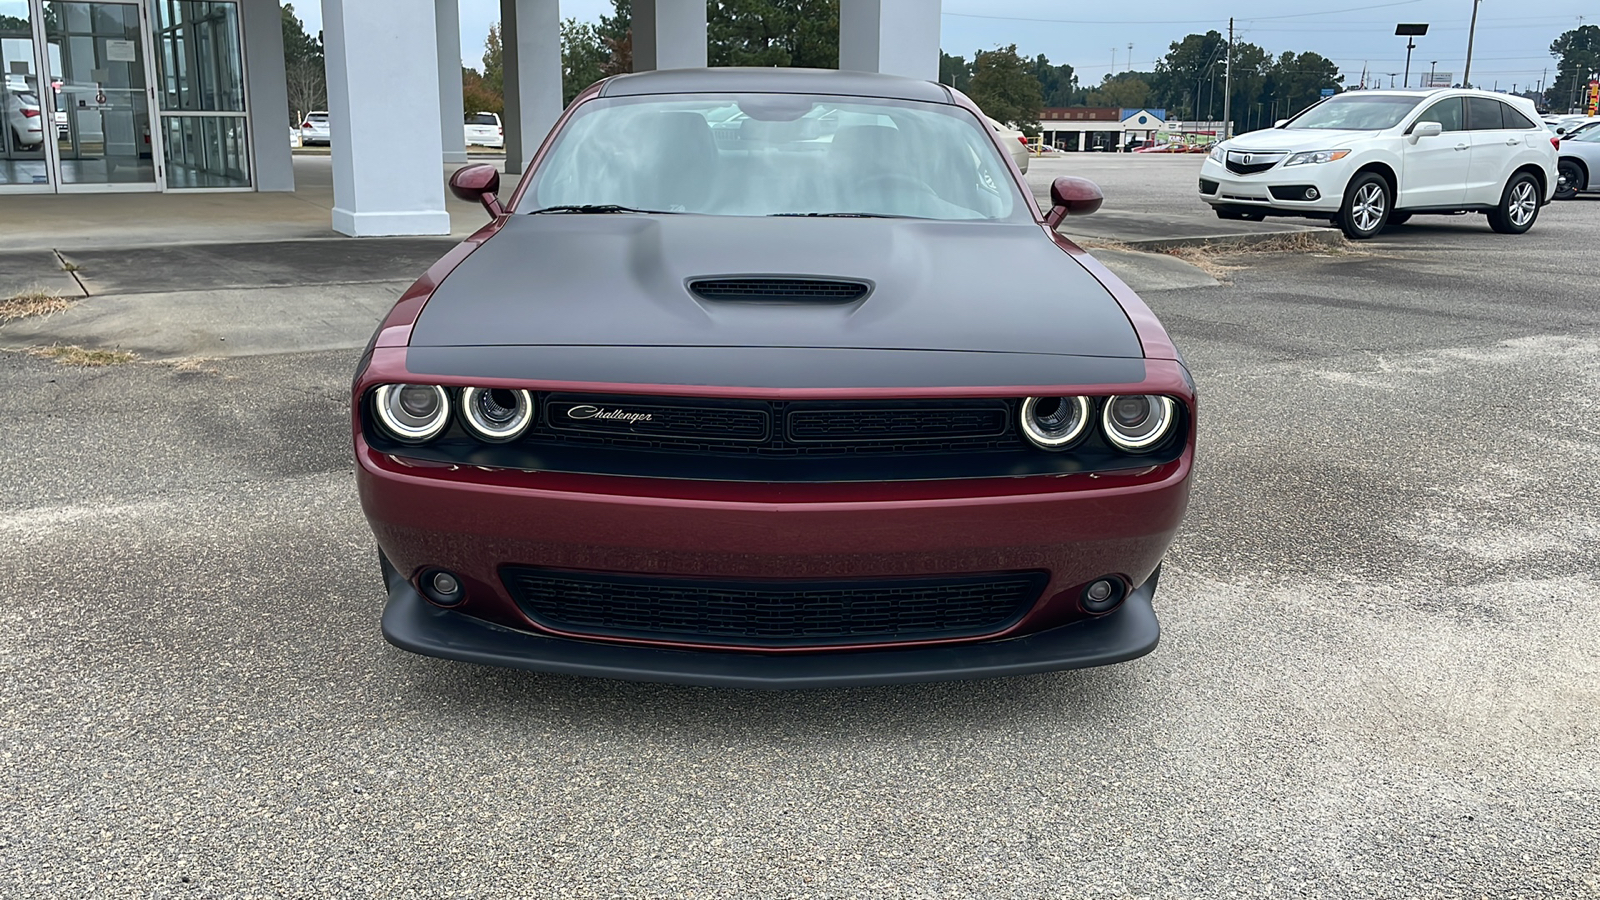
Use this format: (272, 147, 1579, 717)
(523, 93, 1021, 220)
(1287, 95, 1422, 131)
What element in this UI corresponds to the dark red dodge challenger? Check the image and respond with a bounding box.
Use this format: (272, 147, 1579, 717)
(353, 68, 1195, 688)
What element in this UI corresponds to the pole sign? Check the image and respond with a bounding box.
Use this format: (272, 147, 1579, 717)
(1320, 88, 1336, 98)
(1590, 80, 1599, 116)
(1426, 72, 1453, 88)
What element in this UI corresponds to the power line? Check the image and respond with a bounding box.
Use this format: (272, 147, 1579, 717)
(940, 0, 1426, 27)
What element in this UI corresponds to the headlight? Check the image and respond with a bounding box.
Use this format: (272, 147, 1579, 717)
(1101, 395, 1177, 452)
(1020, 396, 1092, 450)
(373, 384, 451, 443)
(460, 387, 533, 442)
(1284, 149, 1350, 167)
(1208, 144, 1225, 162)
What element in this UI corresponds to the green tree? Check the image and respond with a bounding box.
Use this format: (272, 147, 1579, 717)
(1268, 51, 1342, 120)
(482, 22, 504, 97)
(562, 18, 608, 105)
(940, 52, 972, 90)
(281, 3, 325, 125)
(462, 66, 501, 116)
(1086, 73, 1151, 110)
(708, 0, 839, 69)
(966, 45, 1043, 128)
(598, 0, 632, 75)
(1550, 25, 1600, 114)
(1154, 31, 1227, 119)
(1031, 55, 1078, 107)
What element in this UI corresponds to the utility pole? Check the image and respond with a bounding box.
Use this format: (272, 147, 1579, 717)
(1462, 0, 1482, 88)
(1128, 43, 1134, 73)
(1429, 61, 1437, 88)
(1222, 18, 1234, 141)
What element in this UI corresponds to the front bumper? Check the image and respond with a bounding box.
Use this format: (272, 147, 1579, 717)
(381, 567, 1162, 688)
(1198, 157, 1349, 214)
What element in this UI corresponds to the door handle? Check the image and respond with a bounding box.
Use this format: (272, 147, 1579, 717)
(1454, 144, 1469, 151)
(1505, 139, 1521, 146)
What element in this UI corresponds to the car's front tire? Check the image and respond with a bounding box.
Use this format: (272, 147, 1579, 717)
(1487, 172, 1541, 234)
(1555, 159, 1583, 201)
(1336, 172, 1390, 240)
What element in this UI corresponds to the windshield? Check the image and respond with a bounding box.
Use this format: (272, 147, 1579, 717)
(468, 113, 498, 126)
(1572, 126, 1600, 143)
(1286, 95, 1422, 131)
(522, 93, 1021, 220)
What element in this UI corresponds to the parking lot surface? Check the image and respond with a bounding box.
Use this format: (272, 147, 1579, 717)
(1, 166, 1596, 898)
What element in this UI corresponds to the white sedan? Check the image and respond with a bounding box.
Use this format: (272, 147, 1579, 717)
(1199, 88, 1556, 239)
(1555, 126, 1600, 199)
(5, 91, 44, 148)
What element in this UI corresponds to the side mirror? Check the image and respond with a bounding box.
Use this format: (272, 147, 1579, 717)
(1274, 119, 1289, 128)
(1410, 120, 1443, 142)
(1045, 175, 1103, 228)
(449, 163, 504, 218)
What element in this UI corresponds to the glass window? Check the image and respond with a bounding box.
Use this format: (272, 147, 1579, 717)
(1499, 102, 1537, 130)
(1414, 97, 1463, 132)
(1285, 95, 1421, 131)
(468, 112, 498, 126)
(1572, 127, 1600, 144)
(1466, 97, 1504, 131)
(525, 93, 1023, 221)
(152, 1, 244, 112)
(0, 0, 51, 185)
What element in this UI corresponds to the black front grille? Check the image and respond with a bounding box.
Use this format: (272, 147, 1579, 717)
(538, 394, 1015, 456)
(1224, 151, 1285, 175)
(504, 568, 1049, 647)
(688, 278, 871, 303)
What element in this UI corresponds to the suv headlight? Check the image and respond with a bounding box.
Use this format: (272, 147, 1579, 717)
(1208, 144, 1226, 162)
(1284, 149, 1350, 167)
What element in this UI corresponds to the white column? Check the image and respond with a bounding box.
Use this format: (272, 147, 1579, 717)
(241, 0, 293, 191)
(321, 0, 449, 235)
(437, 0, 468, 164)
(839, 0, 941, 82)
(501, 0, 562, 175)
(633, 0, 707, 71)
(1080, 130, 1088, 151)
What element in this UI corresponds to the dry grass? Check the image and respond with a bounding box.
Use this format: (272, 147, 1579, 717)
(0, 290, 74, 324)
(27, 344, 138, 367)
(155, 356, 221, 375)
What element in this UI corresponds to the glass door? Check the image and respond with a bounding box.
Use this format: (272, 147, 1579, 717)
(44, 0, 162, 190)
(0, 0, 51, 189)
(150, 0, 248, 188)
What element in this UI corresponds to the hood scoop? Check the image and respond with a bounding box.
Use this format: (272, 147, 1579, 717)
(688, 277, 871, 304)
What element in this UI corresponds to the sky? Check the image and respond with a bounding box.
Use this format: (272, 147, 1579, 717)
(289, 1, 1591, 95)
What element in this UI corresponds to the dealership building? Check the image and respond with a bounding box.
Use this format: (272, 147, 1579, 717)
(0, 0, 944, 235)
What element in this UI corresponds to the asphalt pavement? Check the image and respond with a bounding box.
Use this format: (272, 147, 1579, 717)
(1, 169, 1597, 898)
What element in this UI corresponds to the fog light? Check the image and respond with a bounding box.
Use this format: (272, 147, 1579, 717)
(420, 568, 465, 607)
(1081, 578, 1125, 614)
(1304, 187, 1320, 200)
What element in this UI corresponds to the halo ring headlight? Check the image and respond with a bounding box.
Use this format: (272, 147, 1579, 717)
(460, 387, 533, 442)
(1101, 394, 1177, 451)
(1020, 396, 1093, 450)
(373, 384, 451, 443)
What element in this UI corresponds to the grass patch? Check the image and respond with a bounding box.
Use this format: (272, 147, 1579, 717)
(0, 290, 74, 323)
(27, 344, 138, 367)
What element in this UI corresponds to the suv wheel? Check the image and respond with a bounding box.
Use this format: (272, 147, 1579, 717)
(1555, 159, 1583, 200)
(1487, 172, 1540, 234)
(1337, 173, 1390, 240)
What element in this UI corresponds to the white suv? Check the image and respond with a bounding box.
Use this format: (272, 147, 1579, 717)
(1199, 89, 1557, 239)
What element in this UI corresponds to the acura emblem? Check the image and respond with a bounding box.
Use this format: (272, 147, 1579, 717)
(1243, 153, 1254, 164)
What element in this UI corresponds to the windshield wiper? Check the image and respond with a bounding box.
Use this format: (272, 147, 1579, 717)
(769, 212, 908, 218)
(527, 204, 675, 215)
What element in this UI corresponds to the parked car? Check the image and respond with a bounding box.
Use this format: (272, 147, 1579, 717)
(299, 111, 330, 146)
(5, 91, 44, 148)
(1555, 126, 1600, 199)
(1547, 115, 1599, 136)
(983, 113, 1029, 173)
(1199, 88, 1557, 239)
(465, 111, 503, 148)
(356, 68, 1195, 688)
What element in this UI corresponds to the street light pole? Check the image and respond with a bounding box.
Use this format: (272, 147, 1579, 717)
(1462, 0, 1482, 88)
(1430, 61, 1437, 88)
(1222, 18, 1234, 141)
(1396, 24, 1428, 88)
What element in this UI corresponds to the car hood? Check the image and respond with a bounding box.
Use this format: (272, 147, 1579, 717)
(1224, 128, 1374, 152)
(412, 214, 1142, 358)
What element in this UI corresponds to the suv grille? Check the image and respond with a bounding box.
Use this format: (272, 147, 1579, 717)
(504, 568, 1048, 647)
(1224, 150, 1286, 175)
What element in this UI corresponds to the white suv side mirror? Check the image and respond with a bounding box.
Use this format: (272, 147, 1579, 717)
(1273, 119, 1288, 128)
(1410, 121, 1443, 142)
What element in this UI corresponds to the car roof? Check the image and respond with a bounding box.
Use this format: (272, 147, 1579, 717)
(599, 67, 953, 104)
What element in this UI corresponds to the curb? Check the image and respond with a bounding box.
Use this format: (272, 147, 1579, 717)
(1059, 225, 1346, 253)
